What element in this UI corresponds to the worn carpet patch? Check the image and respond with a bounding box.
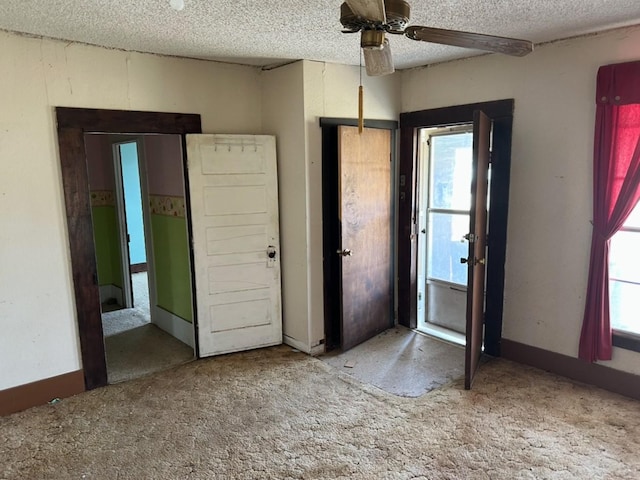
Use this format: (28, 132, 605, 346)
(1, 346, 639, 479)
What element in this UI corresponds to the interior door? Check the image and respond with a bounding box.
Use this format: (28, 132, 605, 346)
(338, 125, 393, 351)
(186, 134, 282, 357)
(464, 110, 491, 389)
(112, 142, 134, 309)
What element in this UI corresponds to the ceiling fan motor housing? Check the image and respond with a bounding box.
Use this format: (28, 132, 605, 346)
(340, 0, 410, 33)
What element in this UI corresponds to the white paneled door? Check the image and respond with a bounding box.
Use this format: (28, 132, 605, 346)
(186, 134, 282, 357)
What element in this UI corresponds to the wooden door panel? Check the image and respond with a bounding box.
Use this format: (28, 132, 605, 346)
(187, 134, 282, 357)
(465, 110, 491, 389)
(338, 126, 393, 350)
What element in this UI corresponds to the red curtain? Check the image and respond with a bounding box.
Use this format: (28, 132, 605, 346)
(579, 61, 640, 362)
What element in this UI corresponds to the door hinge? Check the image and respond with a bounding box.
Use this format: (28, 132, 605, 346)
(463, 233, 477, 243)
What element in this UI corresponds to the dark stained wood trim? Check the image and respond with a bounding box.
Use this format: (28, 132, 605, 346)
(483, 115, 513, 357)
(130, 263, 148, 274)
(322, 125, 341, 350)
(502, 339, 640, 401)
(397, 125, 418, 329)
(0, 370, 85, 416)
(397, 99, 514, 356)
(58, 126, 107, 389)
(399, 100, 514, 129)
(319, 117, 399, 130)
(55, 107, 202, 391)
(57, 107, 202, 134)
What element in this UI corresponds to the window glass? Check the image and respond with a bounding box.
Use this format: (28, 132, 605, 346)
(429, 133, 473, 210)
(427, 212, 469, 285)
(609, 280, 640, 334)
(610, 200, 640, 335)
(623, 201, 640, 228)
(609, 231, 640, 282)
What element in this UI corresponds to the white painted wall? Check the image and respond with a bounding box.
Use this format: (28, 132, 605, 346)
(401, 26, 640, 375)
(0, 30, 262, 390)
(261, 62, 310, 350)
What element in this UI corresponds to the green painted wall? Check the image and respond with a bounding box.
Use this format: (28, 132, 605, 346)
(91, 206, 123, 288)
(151, 214, 193, 322)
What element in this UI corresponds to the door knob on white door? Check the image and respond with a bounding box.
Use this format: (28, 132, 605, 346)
(337, 249, 352, 257)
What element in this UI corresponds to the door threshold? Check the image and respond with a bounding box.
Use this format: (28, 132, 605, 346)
(415, 323, 466, 347)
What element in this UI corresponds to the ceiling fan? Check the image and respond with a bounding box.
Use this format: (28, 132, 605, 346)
(340, 0, 534, 76)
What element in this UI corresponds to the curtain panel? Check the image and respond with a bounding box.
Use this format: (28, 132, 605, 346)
(579, 60, 640, 362)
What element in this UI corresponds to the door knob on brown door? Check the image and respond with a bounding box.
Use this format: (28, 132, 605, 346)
(337, 249, 352, 257)
(474, 257, 485, 265)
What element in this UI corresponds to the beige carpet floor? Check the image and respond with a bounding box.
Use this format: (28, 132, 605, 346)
(2, 346, 639, 479)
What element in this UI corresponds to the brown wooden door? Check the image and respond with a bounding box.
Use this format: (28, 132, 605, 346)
(465, 110, 491, 389)
(338, 126, 393, 351)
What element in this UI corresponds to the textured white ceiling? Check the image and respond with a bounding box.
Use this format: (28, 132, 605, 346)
(1, 0, 639, 69)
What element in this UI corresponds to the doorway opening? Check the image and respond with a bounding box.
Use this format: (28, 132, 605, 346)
(398, 100, 514, 379)
(56, 107, 202, 390)
(416, 124, 484, 346)
(85, 133, 195, 384)
(320, 118, 397, 353)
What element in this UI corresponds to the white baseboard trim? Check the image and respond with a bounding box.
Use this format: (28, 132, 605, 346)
(99, 284, 123, 306)
(153, 307, 195, 349)
(283, 335, 311, 354)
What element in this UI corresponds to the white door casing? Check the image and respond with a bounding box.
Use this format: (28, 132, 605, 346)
(186, 134, 282, 357)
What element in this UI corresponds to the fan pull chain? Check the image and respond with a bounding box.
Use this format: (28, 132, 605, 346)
(358, 50, 363, 134)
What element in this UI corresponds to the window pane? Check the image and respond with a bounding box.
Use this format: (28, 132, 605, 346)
(610, 280, 640, 335)
(610, 231, 640, 282)
(609, 227, 640, 335)
(623, 200, 640, 228)
(429, 133, 473, 210)
(427, 212, 469, 285)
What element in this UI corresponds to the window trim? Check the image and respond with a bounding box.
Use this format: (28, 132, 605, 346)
(612, 330, 640, 354)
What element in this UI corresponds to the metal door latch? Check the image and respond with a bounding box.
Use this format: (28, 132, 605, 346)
(267, 245, 277, 267)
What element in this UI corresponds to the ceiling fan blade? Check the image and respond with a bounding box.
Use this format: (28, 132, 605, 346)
(405, 26, 533, 57)
(345, 0, 386, 23)
(363, 39, 395, 76)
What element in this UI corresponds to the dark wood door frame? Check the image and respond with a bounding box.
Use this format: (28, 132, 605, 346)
(320, 117, 398, 351)
(397, 100, 514, 356)
(56, 107, 202, 390)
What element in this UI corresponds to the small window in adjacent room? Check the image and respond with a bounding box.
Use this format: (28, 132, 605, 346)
(609, 200, 640, 336)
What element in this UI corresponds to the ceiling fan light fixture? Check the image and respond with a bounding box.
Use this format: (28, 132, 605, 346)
(361, 29, 385, 49)
(363, 38, 395, 76)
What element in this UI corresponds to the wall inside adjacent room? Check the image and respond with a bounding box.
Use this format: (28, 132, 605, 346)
(144, 134, 192, 323)
(85, 134, 124, 294)
(400, 25, 640, 375)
